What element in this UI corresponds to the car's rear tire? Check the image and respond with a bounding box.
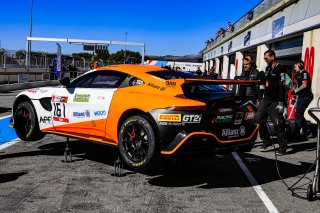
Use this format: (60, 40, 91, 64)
(118, 115, 159, 170)
(14, 101, 45, 141)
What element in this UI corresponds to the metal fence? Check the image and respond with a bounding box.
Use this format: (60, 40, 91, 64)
(0, 49, 94, 70)
(0, 70, 84, 85)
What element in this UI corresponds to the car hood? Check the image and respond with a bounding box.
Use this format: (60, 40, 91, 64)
(16, 86, 60, 100)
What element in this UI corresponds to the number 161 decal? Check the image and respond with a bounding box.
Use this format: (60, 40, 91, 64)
(53, 103, 69, 123)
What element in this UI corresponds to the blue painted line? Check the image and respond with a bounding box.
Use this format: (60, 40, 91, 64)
(0, 116, 18, 144)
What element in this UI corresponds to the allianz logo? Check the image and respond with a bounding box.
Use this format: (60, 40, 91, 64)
(73, 110, 90, 117)
(94, 110, 106, 116)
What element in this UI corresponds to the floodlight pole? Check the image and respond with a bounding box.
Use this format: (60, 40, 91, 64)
(124, 32, 128, 63)
(26, 0, 33, 69)
(141, 45, 145, 64)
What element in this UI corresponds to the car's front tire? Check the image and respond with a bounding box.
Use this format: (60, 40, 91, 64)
(14, 101, 45, 141)
(118, 115, 159, 170)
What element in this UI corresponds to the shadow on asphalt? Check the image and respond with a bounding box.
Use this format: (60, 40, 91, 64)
(0, 107, 12, 114)
(0, 172, 28, 184)
(0, 139, 316, 188)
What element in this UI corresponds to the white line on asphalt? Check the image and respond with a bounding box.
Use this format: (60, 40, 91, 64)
(0, 139, 20, 151)
(0, 115, 12, 120)
(232, 152, 279, 213)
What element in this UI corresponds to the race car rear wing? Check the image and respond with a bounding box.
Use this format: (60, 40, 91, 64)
(182, 78, 260, 85)
(167, 78, 260, 99)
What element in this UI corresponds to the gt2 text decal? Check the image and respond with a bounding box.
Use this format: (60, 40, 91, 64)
(182, 114, 202, 123)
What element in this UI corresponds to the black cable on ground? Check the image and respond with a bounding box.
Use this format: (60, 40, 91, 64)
(267, 122, 318, 200)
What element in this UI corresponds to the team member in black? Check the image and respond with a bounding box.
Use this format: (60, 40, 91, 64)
(291, 60, 313, 138)
(237, 55, 265, 101)
(256, 50, 287, 155)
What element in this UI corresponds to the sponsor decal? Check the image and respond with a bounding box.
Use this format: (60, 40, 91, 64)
(94, 110, 106, 116)
(245, 111, 255, 120)
(158, 114, 181, 122)
(39, 89, 49, 93)
(91, 121, 96, 127)
(166, 81, 176, 86)
(39, 116, 51, 123)
(53, 117, 69, 123)
(53, 102, 69, 123)
(234, 112, 244, 125)
(147, 82, 166, 91)
(26, 89, 38, 93)
(246, 105, 254, 112)
(182, 114, 202, 123)
(212, 114, 233, 124)
(218, 108, 233, 113)
(97, 96, 105, 100)
(240, 126, 246, 136)
(159, 121, 185, 126)
(52, 96, 68, 103)
(280, 72, 285, 81)
(73, 110, 90, 118)
(73, 93, 90, 102)
(222, 125, 246, 138)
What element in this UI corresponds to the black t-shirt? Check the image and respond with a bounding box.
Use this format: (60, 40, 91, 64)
(295, 70, 312, 97)
(264, 63, 285, 102)
(239, 68, 260, 97)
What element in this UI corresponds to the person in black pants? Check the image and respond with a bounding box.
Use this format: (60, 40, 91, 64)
(256, 50, 288, 155)
(291, 60, 313, 139)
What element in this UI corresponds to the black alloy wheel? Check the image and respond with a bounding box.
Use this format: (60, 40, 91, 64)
(14, 101, 45, 141)
(119, 115, 158, 170)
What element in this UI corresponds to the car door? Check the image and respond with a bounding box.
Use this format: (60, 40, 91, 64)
(51, 70, 128, 138)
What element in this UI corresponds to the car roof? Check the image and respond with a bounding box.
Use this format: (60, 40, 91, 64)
(95, 64, 166, 76)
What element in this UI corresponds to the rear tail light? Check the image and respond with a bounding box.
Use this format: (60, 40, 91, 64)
(166, 105, 206, 111)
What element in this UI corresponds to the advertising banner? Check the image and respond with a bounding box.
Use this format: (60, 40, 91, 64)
(56, 43, 61, 78)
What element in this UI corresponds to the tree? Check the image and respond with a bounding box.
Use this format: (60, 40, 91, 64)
(109, 50, 142, 64)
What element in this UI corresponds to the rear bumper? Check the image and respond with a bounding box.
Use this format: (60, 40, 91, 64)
(161, 125, 259, 155)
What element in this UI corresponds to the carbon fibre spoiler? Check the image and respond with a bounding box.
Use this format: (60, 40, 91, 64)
(182, 78, 259, 85)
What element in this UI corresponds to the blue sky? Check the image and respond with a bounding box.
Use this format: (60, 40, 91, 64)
(0, 0, 261, 56)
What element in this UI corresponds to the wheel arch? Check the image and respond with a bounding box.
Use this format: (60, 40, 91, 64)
(117, 109, 160, 143)
(13, 95, 33, 115)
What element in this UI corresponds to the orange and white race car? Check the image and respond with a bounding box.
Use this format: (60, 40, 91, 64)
(10, 65, 259, 169)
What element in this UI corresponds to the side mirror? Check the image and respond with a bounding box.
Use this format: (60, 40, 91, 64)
(60, 77, 70, 87)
